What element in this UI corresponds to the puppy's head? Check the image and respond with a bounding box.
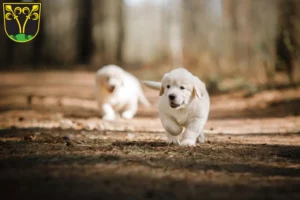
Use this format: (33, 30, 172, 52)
(160, 68, 206, 109)
(96, 65, 125, 93)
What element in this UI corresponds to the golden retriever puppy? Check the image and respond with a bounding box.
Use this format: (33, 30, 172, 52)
(143, 68, 210, 146)
(95, 64, 150, 120)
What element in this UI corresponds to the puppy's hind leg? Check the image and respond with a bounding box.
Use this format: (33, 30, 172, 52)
(197, 118, 208, 143)
(121, 100, 138, 119)
(197, 131, 205, 143)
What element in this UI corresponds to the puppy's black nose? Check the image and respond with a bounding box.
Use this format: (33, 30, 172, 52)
(108, 85, 115, 93)
(168, 94, 176, 100)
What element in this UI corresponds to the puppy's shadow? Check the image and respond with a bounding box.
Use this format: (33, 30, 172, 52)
(63, 111, 120, 119)
(112, 141, 168, 147)
(62, 108, 158, 119)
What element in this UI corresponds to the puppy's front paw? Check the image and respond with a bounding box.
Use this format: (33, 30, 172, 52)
(121, 111, 134, 119)
(103, 115, 116, 121)
(167, 134, 180, 145)
(180, 139, 196, 147)
(167, 137, 180, 145)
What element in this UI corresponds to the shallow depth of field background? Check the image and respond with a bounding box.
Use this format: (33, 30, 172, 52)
(0, 0, 300, 199)
(0, 0, 299, 90)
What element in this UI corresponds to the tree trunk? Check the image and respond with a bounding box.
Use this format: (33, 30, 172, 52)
(276, 0, 300, 83)
(41, 0, 81, 66)
(0, 0, 16, 69)
(0, 12, 13, 69)
(222, 0, 238, 63)
(77, 0, 93, 64)
(90, 0, 124, 67)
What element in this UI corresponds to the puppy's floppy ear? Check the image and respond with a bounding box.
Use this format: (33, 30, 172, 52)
(159, 72, 170, 96)
(96, 74, 105, 88)
(192, 76, 206, 99)
(159, 86, 164, 96)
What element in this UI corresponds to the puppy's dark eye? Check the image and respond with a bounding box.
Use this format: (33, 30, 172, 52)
(167, 85, 170, 89)
(180, 86, 185, 90)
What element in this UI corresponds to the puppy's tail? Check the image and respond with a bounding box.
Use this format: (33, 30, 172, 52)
(142, 81, 161, 90)
(138, 92, 151, 107)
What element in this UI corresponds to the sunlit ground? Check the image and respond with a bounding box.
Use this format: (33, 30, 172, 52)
(0, 71, 299, 199)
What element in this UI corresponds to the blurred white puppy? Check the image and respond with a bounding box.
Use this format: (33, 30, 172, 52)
(95, 64, 150, 120)
(143, 68, 210, 146)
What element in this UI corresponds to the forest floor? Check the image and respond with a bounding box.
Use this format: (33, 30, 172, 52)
(0, 71, 300, 200)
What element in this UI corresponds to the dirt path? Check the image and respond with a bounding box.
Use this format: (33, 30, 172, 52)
(0, 71, 300, 199)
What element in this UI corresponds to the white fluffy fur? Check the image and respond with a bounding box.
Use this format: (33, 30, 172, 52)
(95, 64, 150, 120)
(143, 68, 210, 146)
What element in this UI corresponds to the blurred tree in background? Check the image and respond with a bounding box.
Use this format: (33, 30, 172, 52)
(0, 0, 299, 91)
(276, 0, 300, 83)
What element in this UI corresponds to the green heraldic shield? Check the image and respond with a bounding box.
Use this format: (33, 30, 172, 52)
(3, 3, 41, 43)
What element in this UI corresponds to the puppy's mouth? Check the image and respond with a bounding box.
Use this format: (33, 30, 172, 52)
(169, 102, 180, 108)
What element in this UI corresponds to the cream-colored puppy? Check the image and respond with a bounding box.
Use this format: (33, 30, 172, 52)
(95, 64, 150, 120)
(143, 68, 210, 146)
